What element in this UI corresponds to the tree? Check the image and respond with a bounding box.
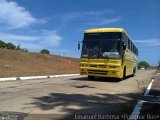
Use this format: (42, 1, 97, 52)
(24, 48, 29, 52)
(138, 61, 150, 69)
(0, 40, 6, 48)
(0, 40, 28, 51)
(6, 43, 16, 50)
(16, 44, 21, 50)
(40, 49, 50, 54)
(158, 58, 160, 67)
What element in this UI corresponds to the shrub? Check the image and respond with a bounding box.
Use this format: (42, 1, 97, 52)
(0, 40, 6, 48)
(6, 43, 16, 50)
(40, 49, 50, 54)
(138, 61, 150, 69)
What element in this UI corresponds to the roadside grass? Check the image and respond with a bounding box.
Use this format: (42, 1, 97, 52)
(0, 49, 80, 77)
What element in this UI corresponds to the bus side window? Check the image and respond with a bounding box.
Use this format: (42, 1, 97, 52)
(132, 43, 134, 52)
(132, 43, 134, 53)
(128, 39, 131, 50)
(131, 42, 133, 52)
(136, 47, 138, 56)
(133, 45, 135, 54)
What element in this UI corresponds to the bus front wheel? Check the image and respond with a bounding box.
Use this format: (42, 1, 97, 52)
(132, 68, 136, 77)
(121, 67, 126, 80)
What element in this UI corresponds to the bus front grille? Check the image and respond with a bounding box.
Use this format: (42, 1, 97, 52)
(88, 70, 108, 75)
(88, 65, 107, 68)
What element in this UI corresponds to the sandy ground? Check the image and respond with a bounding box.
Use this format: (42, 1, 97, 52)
(0, 70, 155, 120)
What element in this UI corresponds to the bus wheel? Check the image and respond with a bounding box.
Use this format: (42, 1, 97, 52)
(132, 68, 136, 77)
(88, 75, 94, 80)
(121, 67, 126, 80)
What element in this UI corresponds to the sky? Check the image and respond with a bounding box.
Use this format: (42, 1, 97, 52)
(0, 0, 160, 66)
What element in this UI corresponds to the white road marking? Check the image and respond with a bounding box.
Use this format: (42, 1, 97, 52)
(144, 79, 154, 96)
(0, 74, 80, 82)
(129, 101, 143, 120)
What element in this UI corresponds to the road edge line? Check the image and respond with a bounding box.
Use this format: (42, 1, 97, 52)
(0, 74, 80, 82)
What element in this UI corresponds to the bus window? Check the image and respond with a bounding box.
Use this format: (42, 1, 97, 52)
(133, 45, 135, 54)
(128, 39, 130, 50)
(131, 42, 133, 52)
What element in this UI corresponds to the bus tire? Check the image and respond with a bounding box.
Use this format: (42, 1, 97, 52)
(120, 67, 126, 81)
(88, 75, 94, 80)
(122, 67, 126, 80)
(132, 68, 136, 77)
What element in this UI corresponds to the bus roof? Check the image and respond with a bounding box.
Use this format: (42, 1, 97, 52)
(84, 28, 125, 33)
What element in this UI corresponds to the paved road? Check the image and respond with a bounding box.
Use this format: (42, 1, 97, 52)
(0, 70, 155, 120)
(137, 70, 160, 120)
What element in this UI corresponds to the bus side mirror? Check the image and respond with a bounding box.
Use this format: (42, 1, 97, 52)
(78, 42, 81, 50)
(123, 44, 126, 50)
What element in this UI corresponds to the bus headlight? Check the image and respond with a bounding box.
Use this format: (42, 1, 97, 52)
(80, 64, 85, 67)
(80, 69, 87, 75)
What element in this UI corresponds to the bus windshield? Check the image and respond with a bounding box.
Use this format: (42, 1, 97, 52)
(81, 32, 122, 59)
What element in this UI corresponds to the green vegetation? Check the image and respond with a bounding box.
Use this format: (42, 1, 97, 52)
(40, 49, 50, 54)
(6, 42, 16, 50)
(16, 77, 21, 80)
(0, 40, 16, 50)
(0, 40, 49, 54)
(138, 61, 150, 69)
(0, 40, 28, 52)
(0, 40, 6, 48)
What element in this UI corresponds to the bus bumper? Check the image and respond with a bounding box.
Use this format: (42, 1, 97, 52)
(80, 68, 122, 78)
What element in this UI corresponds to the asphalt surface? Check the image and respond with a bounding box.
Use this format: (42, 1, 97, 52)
(138, 70, 160, 120)
(0, 70, 155, 120)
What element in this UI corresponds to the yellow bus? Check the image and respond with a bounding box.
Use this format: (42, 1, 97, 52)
(79, 28, 138, 80)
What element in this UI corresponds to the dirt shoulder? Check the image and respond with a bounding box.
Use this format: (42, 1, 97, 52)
(0, 49, 79, 77)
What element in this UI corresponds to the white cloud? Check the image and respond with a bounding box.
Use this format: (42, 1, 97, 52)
(39, 30, 62, 47)
(49, 49, 71, 56)
(60, 9, 114, 22)
(59, 9, 121, 28)
(0, 0, 42, 29)
(84, 9, 114, 16)
(135, 39, 160, 46)
(0, 30, 62, 51)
